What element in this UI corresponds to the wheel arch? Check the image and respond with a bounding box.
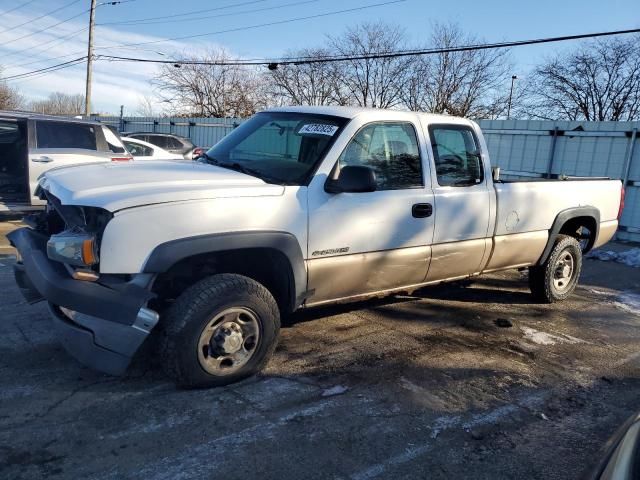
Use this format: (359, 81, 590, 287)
(143, 231, 308, 313)
(537, 206, 600, 265)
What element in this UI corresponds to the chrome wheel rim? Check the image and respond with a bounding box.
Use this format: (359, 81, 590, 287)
(553, 251, 575, 292)
(197, 307, 260, 375)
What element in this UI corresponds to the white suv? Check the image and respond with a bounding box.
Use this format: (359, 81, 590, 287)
(0, 112, 130, 211)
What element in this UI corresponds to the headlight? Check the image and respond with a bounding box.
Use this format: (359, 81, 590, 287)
(47, 231, 99, 267)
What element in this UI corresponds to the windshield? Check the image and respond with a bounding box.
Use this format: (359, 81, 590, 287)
(205, 112, 348, 185)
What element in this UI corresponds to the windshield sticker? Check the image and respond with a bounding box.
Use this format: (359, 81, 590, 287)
(298, 124, 339, 136)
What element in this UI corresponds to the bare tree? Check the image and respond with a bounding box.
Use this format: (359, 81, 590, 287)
(0, 67, 23, 110)
(136, 94, 159, 117)
(526, 36, 640, 121)
(328, 22, 414, 108)
(267, 48, 345, 106)
(403, 23, 512, 118)
(29, 92, 85, 115)
(154, 48, 266, 118)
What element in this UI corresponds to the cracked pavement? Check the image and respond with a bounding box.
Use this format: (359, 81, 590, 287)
(1, 248, 640, 479)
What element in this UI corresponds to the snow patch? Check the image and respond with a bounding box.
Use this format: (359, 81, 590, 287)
(521, 326, 584, 346)
(322, 385, 349, 397)
(587, 248, 640, 268)
(586, 288, 640, 316)
(613, 292, 640, 315)
(430, 415, 461, 439)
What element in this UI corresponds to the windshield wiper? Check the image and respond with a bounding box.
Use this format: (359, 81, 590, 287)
(201, 152, 218, 164)
(215, 161, 285, 185)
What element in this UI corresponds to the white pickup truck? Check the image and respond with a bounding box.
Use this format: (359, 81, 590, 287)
(9, 106, 623, 388)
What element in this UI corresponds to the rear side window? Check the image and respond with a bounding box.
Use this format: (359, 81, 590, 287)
(148, 135, 169, 149)
(36, 121, 96, 150)
(429, 125, 483, 187)
(166, 137, 184, 149)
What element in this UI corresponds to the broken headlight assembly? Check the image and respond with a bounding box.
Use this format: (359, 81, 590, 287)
(47, 230, 99, 267)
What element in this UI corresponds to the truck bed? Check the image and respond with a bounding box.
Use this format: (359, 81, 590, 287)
(493, 178, 621, 237)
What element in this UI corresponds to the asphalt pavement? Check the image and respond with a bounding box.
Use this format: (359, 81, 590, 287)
(1, 243, 640, 479)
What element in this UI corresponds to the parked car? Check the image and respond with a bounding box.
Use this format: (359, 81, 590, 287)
(122, 136, 183, 161)
(584, 411, 640, 479)
(9, 106, 622, 388)
(0, 111, 131, 211)
(125, 132, 198, 160)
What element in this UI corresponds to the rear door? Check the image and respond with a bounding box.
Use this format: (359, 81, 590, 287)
(423, 123, 493, 281)
(29, 120, 111, 204)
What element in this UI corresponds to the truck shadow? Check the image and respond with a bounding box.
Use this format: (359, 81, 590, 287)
(288, 274, 536, 326)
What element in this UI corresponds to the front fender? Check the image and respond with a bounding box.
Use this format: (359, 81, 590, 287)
(143, 231, 308, 309)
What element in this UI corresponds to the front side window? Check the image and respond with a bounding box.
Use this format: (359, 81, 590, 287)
(338, 122, 423, 190)
(205, 112, 347, 185)
(36, 121, 96, 150)
(429, 125, 483, 187)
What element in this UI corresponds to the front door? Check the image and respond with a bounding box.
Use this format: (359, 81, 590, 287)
(423, 123, 492, 281)
(307, 120, 435, 305)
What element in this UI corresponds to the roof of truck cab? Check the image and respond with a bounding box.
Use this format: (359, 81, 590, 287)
(265, 105, 470, 124)
(0, 110, 104, 125)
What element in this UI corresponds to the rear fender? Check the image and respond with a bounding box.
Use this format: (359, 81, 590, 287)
(537, 206, 600, 265)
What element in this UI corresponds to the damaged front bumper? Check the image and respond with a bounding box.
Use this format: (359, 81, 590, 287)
(8, 227, 158, 375)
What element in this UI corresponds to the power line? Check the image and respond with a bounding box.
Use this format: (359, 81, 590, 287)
(1, 8, 90, 47)
(0, 0, 83, 35)
(94, 0, 407, 52)
(0, 0, 132, 61)
(0, 0, 39, 17)
(98, 0, 322, 27)
(2, 28, 89, 67)
(98, 27, 640, 67)
(98, 0, 268, 26)
(2, 56, 87, 81)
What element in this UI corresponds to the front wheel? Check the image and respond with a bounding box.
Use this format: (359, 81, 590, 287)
(160, 274, 280, 388)
(529, 234, 582, 303)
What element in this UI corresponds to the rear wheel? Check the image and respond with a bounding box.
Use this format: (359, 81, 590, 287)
(160, 273, 280, 388)
(529, 234, 582, 303)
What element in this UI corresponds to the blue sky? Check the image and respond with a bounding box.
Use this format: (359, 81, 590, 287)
(1, 0, 638, 114)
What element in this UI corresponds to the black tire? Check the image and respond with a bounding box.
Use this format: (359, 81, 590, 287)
(160, 273, 280, 388)
(529, 234, 582, 303)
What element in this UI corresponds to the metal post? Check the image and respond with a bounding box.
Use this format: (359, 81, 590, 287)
(84, 0, 97, 117)
(119, 105, 124, 132)
(507, 75, 517, 119)
(615, 127, 637, 240)
(622, 128, 638, 188)
(546, 126, 559, 178)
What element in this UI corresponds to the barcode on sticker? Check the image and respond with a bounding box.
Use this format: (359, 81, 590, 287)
(298, 124, 339, 136)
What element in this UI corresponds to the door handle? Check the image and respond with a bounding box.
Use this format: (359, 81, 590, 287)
(32, 156, 54, 163)
(412, 203, 433, 218)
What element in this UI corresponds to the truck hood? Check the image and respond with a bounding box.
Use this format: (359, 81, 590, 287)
(39, 160, 284, 212)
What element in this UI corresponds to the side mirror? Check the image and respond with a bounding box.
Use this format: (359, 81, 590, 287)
(325, 165, 377, 193)
(492, 166, 500, 182)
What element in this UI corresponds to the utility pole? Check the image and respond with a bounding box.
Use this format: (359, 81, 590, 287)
(84, 0, 97, 117)
(507, 75, 517, 119)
